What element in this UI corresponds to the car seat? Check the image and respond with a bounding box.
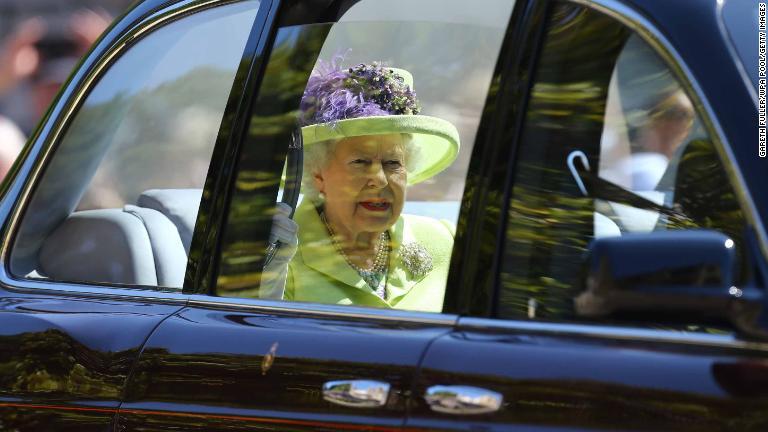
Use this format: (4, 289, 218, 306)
(37, 189, 203, 289)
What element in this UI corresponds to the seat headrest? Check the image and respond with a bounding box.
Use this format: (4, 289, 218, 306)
(137, 189, 203, 253)
(39, 209, 158, 286)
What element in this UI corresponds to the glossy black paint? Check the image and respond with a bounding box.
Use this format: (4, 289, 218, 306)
(0, 288, 182, 430)
(409, 320, 768, 431)
(588, 230, 737, 287)
(119, 302, 453, 430)
(577, 231, 762, 329)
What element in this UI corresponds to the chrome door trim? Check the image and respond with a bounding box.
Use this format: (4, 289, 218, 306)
(459, 316, 768, 352)
(0, 0, 253, 300)
(565, 0, 768, 268)
(187, 295, 460, 325)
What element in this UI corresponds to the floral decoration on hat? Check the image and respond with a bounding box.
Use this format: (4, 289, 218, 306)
(300, 59, 421, 126)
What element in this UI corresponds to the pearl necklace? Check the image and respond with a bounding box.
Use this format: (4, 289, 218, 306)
(320, 210, 389, 299)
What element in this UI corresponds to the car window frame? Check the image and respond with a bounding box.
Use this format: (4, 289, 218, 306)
(441, 0, 547, 317)
(202, 0, 531, 317)
(0, 0, 272, 301)
(489, 0, 768, 327)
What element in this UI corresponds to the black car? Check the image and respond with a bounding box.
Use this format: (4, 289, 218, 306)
(0, 0, 764, 430)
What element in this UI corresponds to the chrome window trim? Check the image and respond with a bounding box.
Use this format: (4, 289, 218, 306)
(0, 267, 189, 305)
(187, 295, 460, 325)
(0, 0, 249, 299)
(0, 272, 457, 326)
(460, 317, 768, 352)
(566, 0, 768, 266)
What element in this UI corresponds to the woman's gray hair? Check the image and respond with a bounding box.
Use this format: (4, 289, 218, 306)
(302, 134, 420, 200)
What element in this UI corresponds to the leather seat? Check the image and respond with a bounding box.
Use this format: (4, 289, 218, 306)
(37, 189, 203, 289)
(137, 189, 203, 253)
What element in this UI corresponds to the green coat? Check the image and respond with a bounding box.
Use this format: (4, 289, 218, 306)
(285, 201, 454, 312)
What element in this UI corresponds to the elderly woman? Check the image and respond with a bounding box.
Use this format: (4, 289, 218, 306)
(265, 62, 460, 312)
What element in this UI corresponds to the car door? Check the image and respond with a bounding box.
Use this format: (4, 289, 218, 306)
(409, 1, 768, 431)
(0, 0, 265, 430)
(116, 0, 520, 430)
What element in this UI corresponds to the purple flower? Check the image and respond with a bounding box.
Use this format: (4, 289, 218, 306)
(299, 55, 421, 126)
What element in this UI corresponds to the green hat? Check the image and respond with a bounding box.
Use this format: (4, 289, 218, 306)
(300, 63, 460, 184)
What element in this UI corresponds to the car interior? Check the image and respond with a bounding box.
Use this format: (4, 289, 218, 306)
(587, 34, 719, 242)
(10, 8, 741, 299)
(32, 188, 201, 289)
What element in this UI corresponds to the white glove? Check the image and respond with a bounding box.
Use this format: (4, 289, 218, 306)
(260, 203, 298, 300)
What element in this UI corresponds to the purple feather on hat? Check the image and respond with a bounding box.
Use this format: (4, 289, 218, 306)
(299, 55, 421, 126)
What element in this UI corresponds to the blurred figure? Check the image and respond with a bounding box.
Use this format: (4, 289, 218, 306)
(0, 9, 112, 181)
(0, 18, 43, 179)
(628, 88, 695, 190)
(0, 18, 45, 100)
(27, 31, 81, 121)
(635, 89, 695, 159)
(0, 116, 25, 179)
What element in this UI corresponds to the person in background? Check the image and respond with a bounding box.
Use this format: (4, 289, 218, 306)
(0, 19, 42, 179)
(0, 10, 112, 182)
(622, 88, 695, 191)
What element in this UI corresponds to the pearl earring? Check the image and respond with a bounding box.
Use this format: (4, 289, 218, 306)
(318, 192, 326, 201)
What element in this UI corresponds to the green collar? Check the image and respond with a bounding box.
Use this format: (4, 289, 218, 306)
(294, 201, 423, 306)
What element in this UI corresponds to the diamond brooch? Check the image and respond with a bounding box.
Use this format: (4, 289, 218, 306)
(399, 242, 433, 279)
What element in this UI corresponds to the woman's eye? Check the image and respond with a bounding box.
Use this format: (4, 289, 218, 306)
(385, 160, 403, 168)
(351, 159, 369, 165)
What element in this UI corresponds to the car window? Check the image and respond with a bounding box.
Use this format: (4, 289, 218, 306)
(214, 0, 515, 313)
(10, 0, 262, 289)
(721, 0, 760, 94)
(498, 2, 750, 332)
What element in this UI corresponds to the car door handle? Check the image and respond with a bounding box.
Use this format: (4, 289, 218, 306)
(322, 380, 390, 408)
(424, 385, 503, 415)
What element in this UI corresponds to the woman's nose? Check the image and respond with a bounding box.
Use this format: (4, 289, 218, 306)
(366, 163, 388, 188)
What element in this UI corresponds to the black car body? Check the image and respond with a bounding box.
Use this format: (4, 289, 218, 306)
(0, 0, 765, 431)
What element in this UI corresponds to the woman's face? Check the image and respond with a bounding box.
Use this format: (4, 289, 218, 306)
(314, 134, 407, 237)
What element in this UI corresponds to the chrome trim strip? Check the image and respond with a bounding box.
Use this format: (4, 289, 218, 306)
(459, 317, 768, 352)
(566, 0, 768, 268)
(0, 266, 189, 304)
(188, 295, 459, 325)
(0, 0, 244, 301)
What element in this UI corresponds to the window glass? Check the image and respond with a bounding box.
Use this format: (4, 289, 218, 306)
(721, 0, 759, 93)
(498, 3, 749, 331)
(11, 1, 261, 288)
(215, 0, 515, 313)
